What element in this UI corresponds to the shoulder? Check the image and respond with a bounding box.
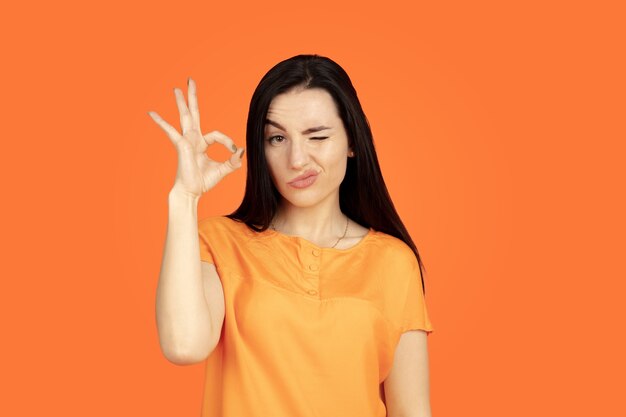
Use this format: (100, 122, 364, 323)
(199, 214, 225, 227)
(198, 215, 223, 233)
(199, 215, 239, 230)
(365, 230, 421, 291)
(198, 215, 246, 238)
(370, 230, 418, 266)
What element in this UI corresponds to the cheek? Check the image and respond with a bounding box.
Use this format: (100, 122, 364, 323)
(326, 149, 348, 170)
(264, 154, 283, 185)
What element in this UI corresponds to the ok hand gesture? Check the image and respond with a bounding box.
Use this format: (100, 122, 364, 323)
(148, 77, 245, 198)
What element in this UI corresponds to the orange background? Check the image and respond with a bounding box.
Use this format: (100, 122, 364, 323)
(2, 0, 624, 415)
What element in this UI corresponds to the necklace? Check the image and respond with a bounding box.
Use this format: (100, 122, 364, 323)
(270, 215, 350, 249)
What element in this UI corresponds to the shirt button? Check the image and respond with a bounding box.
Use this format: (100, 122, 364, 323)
(309, 264, 319, 271)
(307, 289, 318, 295)
(312, 249, 320, 256)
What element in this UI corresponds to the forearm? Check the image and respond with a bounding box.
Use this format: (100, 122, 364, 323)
(155, 189, 213, 364)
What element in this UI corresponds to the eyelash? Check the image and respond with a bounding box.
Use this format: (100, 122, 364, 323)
(267, 135, 328, 144)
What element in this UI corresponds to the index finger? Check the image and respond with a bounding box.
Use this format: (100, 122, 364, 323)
(203, 130, 239, 154)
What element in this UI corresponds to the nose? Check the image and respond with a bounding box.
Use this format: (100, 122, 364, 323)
(288, 138, 310, 170)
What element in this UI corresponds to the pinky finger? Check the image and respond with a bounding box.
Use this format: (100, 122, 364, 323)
(148, 111, 182, 145)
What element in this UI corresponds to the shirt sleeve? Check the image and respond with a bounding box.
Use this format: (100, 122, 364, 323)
(398, 251, 434, 335)
(198, 219, 216, 264)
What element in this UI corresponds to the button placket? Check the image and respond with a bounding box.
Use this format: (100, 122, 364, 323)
(303, 243, 321, 297)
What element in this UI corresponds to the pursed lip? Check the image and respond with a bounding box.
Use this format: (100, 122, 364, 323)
(288, 169, 319, 184)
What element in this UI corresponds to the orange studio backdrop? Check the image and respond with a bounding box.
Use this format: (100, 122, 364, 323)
(1, 0, 624, 416)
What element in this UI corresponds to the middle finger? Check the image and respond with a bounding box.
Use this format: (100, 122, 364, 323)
(174, 87, 193, 135)
(187, 78, 202, 132)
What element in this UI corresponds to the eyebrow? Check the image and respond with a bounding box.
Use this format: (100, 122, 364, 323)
(265, 119, 331, 135)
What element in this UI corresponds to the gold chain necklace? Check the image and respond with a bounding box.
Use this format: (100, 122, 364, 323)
(270, 216, 350, 248)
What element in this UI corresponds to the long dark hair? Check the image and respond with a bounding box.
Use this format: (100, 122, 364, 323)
(226, 54, 427, 293)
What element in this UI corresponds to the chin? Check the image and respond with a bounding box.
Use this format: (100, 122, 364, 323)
(277, 184, 341, 209)
(279, 192, 324, 208)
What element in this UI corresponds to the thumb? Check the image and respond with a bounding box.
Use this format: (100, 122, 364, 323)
(217, 147, 245, 178)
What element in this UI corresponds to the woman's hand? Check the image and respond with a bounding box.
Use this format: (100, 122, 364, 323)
(148, 77, 245, 198)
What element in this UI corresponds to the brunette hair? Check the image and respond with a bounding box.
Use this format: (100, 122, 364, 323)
(227, 54, 427, 293)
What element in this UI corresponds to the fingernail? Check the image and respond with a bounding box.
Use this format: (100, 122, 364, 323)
(231, 144, 237, 153)
(239, 149, 245, 159)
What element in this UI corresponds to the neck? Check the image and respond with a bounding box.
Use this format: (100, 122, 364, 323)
(272, 194, 347, 242)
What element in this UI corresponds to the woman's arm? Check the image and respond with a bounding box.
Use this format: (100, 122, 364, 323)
(155, 189, 218, 365)
(384, 330, 432, 417)
(149, 78, 243, 366)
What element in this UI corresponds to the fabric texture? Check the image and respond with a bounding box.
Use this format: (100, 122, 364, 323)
(197, 215, 433, 417)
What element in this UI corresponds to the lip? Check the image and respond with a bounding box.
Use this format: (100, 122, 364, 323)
(287, 170, 319, 189)
(288, 169, 319, 184)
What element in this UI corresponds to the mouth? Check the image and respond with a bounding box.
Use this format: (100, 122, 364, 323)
(288, 170, 319, 189)
(288, 170, 318, 184)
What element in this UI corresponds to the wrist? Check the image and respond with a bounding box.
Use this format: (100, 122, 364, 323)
(168, 186, 201, 205)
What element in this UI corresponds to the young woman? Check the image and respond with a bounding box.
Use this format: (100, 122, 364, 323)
(150, 54, 434, 417)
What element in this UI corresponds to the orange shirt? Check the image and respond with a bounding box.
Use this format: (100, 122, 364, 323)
(197, 215, 434, 417)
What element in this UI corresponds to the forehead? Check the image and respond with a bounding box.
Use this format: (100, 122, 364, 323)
(265, 88, 339, 128)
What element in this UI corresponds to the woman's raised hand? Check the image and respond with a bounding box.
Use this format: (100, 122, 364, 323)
(148, 77, 245, 198)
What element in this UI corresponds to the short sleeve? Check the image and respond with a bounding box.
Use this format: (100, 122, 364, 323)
(398, 252, 434, 335)
(198, 219, 215, 264)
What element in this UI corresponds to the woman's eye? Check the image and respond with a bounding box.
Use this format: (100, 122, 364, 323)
(268, 135, 285, 144)
(268, 135, 328, 144)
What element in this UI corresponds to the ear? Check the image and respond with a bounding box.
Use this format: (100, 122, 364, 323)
(348, 147, 355, 157)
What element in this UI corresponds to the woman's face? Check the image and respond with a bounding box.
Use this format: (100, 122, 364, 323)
(264, 87, 353, 210)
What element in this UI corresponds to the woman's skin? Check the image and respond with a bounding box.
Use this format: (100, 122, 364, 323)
(263, 86, 370, 246)
(149, 77, 431, 417)
(149, 78, 243, 365)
